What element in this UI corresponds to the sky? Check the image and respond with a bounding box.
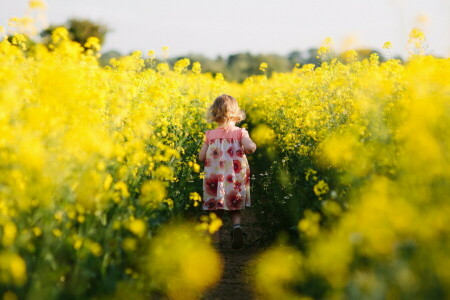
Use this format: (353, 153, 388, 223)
(1, 0, 449, 59)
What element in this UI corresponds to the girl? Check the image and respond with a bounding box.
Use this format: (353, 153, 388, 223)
(199, 94, 257, 249)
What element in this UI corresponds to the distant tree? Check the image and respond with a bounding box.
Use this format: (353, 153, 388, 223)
(145, 48, 393, 82)
(99, 50, 122, 66)
(256, 54, 291, 73)
(303, 48, 321, 65)
(40, 18, 109, 48)
(67, 18, 108, 46)
(287, 50, 303, 64)
(227, 53, 255, 82)
(337, 48, 386, 63)
(169, 54, 227, 76)
(168, 52, 293, 82)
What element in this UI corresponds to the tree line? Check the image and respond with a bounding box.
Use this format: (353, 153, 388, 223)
(10, 18, 399, 82)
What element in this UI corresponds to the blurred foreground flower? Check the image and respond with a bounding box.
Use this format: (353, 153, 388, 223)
(251, 124, 275, 147)
(144, 223, 222, 299)
(251, 245, 305, 300)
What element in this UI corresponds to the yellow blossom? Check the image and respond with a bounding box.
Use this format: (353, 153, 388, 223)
(313, 180, 329, 197)
(140, 180, 167, 206)
(128, 219, 147, 237)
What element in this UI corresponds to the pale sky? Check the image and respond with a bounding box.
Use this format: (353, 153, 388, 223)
(1, 0, 449, 59)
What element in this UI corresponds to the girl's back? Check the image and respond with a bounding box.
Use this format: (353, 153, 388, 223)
(198, 94, 257, 249)
(203, 125, 250, 211)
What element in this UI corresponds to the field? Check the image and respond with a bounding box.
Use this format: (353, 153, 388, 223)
(1, 26, 450, 300)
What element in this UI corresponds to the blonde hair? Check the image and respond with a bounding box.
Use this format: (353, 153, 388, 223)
(207, 94, 246, 124)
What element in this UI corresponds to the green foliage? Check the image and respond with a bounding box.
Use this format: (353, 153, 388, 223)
(40, 18, 109, 48)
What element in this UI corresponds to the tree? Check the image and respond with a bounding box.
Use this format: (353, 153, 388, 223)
(40, 18, 109, 48)
(99, 50, 122, 66)
(287, 50, 303, 64)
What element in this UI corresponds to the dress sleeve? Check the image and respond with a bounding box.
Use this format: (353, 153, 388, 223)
(240, 128, 249, 140)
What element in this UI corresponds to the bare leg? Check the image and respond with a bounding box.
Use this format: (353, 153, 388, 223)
(230, 210, 243, 249)
(229, 210, 241, 225)
(211, 210, 224, 244)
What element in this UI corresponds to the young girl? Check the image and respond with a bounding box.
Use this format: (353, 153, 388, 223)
(198, 94, 257, 249)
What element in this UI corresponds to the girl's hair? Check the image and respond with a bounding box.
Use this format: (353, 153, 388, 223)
(207, 94, 246, 123)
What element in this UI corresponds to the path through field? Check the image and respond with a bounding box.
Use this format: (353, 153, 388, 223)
(204, 209, 267, 300)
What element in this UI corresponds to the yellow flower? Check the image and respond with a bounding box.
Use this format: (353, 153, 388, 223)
(208, 213, 223, 234)
(146, 224, 222, 299)
(2, 222, 17, 246)
(157, 62, 169, 73)
(304, 168, 317, 181)
(174, 58, 190, 73)
(252, 245, 303, 299)
(52, 229, 62, 237)
(259, 62, 268, 72)
(123, 237, 137, 252)
(114, 181, 130, 198)
(192, 61, 202, 75)
(32, 226, 42, 237)
(298, 210, 321, 237)
(103, 174, 113, 190)
(153, 165, 173, 180)
(409, 28, 425, 42)
(87, 241, 102, 256)
(192, 163, 201, 173)
(313, 180, 329, 197)
(54, 211, 63, 222)
(28, 0, 46, 9)
(51, 27, 69, 44)
(382, 41, 392, 49)
(9, 254, 27, 285)
(161, 46, 170, 59)
(197, 213, 223, 234)
(147, 50, 156, 58)
(189, 192, 202, 207)
(251, 124, 275, 147)
(128, 219, 147, 237)
(140, 180, 167, 206)
(73, 238, 83, 250)
(84, 37, 101, 52)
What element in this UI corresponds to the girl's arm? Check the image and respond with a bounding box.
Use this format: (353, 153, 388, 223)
(199, 132, 209, 162)
(241, 129, 257, 154)
(199, 142, 208, 162)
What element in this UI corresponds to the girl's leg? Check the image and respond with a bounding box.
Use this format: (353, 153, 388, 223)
(230, 210, 243, 249)
(229, 210, 241, 226)
(211, 210, 224, 245)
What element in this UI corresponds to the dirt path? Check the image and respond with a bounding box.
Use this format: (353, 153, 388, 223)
(203, 209, 267, 300)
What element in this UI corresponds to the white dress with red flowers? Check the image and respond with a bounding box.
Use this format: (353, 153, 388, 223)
(202, 126, 251, 210)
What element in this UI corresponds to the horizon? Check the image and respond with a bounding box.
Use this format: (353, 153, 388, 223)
(1, 0, 449, 59)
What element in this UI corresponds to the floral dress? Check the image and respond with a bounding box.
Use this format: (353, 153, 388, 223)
(202, 126, 251, 210)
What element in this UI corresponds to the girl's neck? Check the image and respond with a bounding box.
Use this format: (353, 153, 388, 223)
(217, 121, 236, 129)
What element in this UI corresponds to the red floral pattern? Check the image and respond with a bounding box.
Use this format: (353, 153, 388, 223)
(233, 160, 241, 173)
(204, 198, 218, 210)
(202, 127, 251, 211)
(210, 147, 223, 160)
(227, 147, 234, 157)
(204, 173, 223, 196)
(226, 190, 243, 210)
(226, 174, 234, 183)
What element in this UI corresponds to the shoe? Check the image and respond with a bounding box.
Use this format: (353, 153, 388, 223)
(231, 224, 244, 249)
